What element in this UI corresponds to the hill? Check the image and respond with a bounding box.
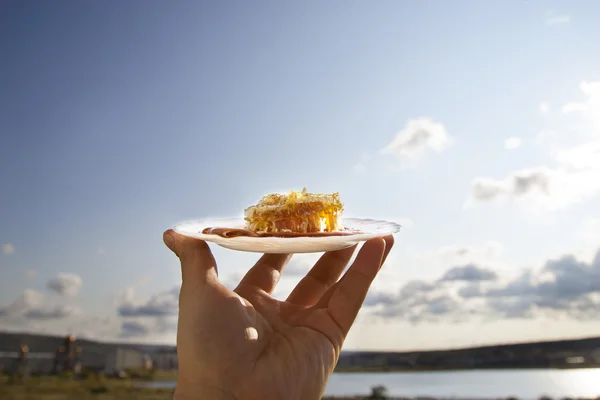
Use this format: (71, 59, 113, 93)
(0, 331, 173, 355)
(337, 335, 600, 371)
(2, 331, 600, 371)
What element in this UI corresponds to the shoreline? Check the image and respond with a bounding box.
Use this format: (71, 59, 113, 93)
(333, 365, 596, 373)
(1, 375, 596, 400)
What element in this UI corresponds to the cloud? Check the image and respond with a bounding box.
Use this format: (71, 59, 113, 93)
(282, 253, 322, 277)
(539, 102, 550, 115)
(579, 218, 600, 246)
(120, 321, 151, 337)
(220, 271, 245, 290)
(468, 81, 600, 211)
(504, 137, 522, 150)
(47, 273, 82, 296)
(119, 318, 177, 338)
(483, 252, 600, 320)
(0, 289, 77, 320)
(439, 264, 498, 282)
(363, 291, 396, 307)
(0, 289, 44, 315)
(470, 178, 510, 203)
(562, 81, 600, 130)
(366, 278, 473, 324)
(467, 142, 600, 210)
(365, 246, 600, 324)
(468, 167, 551, 203)
(26, 270, 37, 279)
(458, 283, 484, 299)
(380, 118, 453, 168)
(25, 305, 78, 320)
(113, 283, 180, 338)
(118, 286, 179, 317)
(2, 243, 15, 255)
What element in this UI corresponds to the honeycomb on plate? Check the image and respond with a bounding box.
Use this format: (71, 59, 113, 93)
(243, 187, 344, 234)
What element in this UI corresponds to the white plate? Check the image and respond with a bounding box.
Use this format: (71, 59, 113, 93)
(172, 217, 402, 254)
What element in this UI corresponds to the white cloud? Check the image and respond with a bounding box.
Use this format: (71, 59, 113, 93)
(562, 81, 600, 130)
(439, 264, 498, 282)
(115, 285, 179, 338)
(468, 167, 551, 204)
(1, 289, 44, 315)
(380, 118, 453, 169)
(47, 273, 83, 296)
(2, 243, 15, 255)
(120, 320, 151, 337)
(366, 247, 600, 324)
(534, 129, 560, 149)
(555, 139, 600, 169)
(579, 218, 600, 246)
(468, 80, 600, 211)
(283, 252, 322, 276)
(25, 305, 79, 320)
(117, 286, 179, 317)
(0, 289, 78, 320)
(26, 270, 37, 279)
(415, 241, 508, 284)
(467, 143, 600, 211)
(504, 137, 522, 150)
(220, 271, 245, 290)
(539, 102, 550, 115)
(119, 318, 177, 338)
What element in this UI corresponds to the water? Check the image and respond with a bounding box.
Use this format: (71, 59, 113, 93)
(325, 370, 600, 398)
(139, 369, 600, 398)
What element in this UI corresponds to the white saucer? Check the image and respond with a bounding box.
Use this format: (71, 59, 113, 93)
(172, 217, 401, 254)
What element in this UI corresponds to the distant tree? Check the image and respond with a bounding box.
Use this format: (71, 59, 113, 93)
(367, 384, 389, 399)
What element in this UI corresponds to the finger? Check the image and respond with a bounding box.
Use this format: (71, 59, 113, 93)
(380, 234, 395, 266)
(163, 229, 218, 286)
(315, 234, 395, 308)
(285, 245, 357, 306)
(324, 238, 386, 336)
(235, 253, 292, 295)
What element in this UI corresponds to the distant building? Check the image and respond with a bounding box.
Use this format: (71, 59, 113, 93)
(103, 347, 148, 374)
(0, 345, 148, 375)
(590, 348, 600, 364)
(152, 348, 178, 370)
(0, 346, 54, 375)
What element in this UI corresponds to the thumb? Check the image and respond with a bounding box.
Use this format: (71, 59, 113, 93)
(163, 229, 218, 285)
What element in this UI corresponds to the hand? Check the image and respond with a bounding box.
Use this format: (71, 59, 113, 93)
(163, 229, 394, 400)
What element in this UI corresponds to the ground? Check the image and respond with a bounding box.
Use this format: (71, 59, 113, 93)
(0, 374, 361, 400)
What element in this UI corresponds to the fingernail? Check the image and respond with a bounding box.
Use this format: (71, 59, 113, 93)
(164, 232, 175, 250)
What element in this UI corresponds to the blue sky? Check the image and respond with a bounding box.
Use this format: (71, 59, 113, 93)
(1, 0, 600, 350)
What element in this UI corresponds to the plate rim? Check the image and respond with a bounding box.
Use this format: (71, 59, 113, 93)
(172, 216, 402, 241)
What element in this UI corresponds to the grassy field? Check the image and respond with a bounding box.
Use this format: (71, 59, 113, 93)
(4, 375, 595, 400)
(0, 375, 365, 400)
(0, 375, 174, 400)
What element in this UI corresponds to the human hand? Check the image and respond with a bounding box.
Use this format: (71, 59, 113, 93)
(163, 229, 394, 400)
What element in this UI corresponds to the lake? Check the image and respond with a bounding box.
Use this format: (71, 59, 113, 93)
(140, 369, 600, 398)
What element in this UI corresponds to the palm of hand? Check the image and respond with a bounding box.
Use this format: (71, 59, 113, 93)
(167, 231, 394, 400)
